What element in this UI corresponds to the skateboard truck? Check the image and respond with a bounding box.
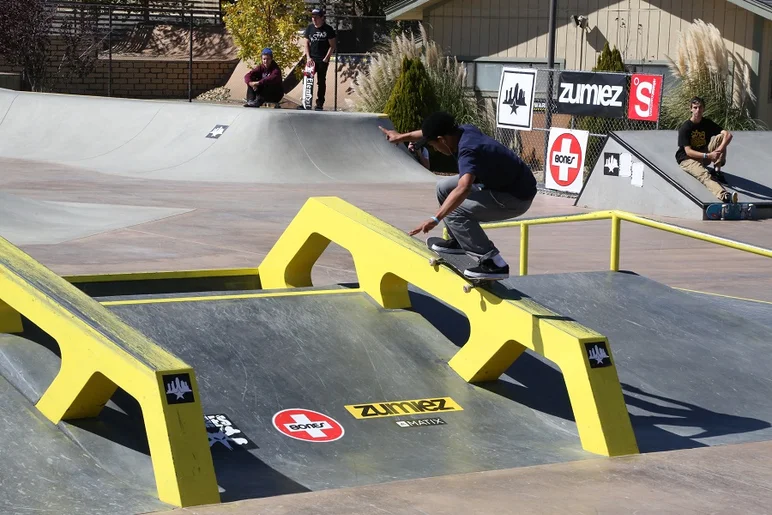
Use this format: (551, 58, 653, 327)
(428, 256, 488, 293)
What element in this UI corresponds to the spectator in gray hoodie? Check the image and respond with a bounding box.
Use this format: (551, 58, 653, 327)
(244, 48, 283, 108)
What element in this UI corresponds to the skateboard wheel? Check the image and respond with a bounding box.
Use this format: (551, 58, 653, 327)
(429, 258, 439, 265)
(463, 285, 473, 293)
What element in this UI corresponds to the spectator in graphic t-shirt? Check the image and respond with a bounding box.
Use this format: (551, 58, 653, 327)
(243, 48, 283, 108)
(675, 96, 736, 203)
(302, 8, 336, 110)
(379, 111, 537, 280)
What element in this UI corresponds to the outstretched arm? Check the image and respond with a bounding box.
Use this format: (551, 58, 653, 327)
(379, 126, 423, 144)
(409, 174, 475, 236)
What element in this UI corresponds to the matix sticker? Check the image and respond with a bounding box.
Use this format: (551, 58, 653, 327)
(345, 397, 463, 419)
(396, 417, 447, 428)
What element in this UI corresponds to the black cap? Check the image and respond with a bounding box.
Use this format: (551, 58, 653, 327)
(311, 8, 325, 16)
(415, 111, 457, 148)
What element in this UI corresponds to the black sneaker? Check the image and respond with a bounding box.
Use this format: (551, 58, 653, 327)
(463, 259, 509, 280)
(712, 170, 727, 184)
(315, 106, 324, 111)
(430, 239, 465, 254)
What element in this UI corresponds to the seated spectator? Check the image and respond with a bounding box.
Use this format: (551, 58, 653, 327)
(244, 48, 283, 108)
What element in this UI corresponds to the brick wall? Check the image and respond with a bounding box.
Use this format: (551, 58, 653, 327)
(0, 38, 238, 99)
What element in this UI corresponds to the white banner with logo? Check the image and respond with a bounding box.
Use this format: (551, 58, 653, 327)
(496, 68, 537, 131)
(545, 128, 589, 193)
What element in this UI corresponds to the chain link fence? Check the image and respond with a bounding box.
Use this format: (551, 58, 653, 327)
(493, 68, 662, 188)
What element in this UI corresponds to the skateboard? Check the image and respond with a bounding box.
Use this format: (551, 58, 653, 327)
(426, 237, 499, 293)
(705, 202, 756, 220)
(301, 60, 315, 110)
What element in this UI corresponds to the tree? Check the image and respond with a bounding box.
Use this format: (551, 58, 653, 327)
(0, 0, 55, 91)
(661, 19, 767, 130)
(384, 57, 437, 134)
(593, 42, 624, 72)
(57, 5, 105, 87)
(223, 0, 306, 70)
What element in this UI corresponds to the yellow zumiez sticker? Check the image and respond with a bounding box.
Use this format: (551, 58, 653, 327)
(345, 397, 463, 419)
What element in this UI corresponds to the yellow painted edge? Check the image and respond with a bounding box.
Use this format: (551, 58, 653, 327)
(101, 288, 362, 306)
(66, 268, 261, 284)
(675, 287, 772, 305)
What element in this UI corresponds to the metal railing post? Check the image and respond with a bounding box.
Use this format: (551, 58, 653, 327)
(520, 224, 529, 276)
(334, 18, 339, 112)
(108, 7, 112, 97)
(610, 214, 621, 271)
(188, 10, 193, 102)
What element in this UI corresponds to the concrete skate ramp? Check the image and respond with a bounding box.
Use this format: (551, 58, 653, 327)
(0, 335, 169, 515)
(504, 271, 772, 451)
(576, 131, 772, 219)
(96, 289, 593, 501)
(0, 89, 433, 184)
(0, 192, 190, 245)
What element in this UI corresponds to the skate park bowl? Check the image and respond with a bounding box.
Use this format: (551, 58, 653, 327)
(0, 88, 433, 184)
(575, 130, 772, 220)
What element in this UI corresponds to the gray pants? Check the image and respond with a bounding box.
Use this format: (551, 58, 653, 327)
(437, 175, 533, 259)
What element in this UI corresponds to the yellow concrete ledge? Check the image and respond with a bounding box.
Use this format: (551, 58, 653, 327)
(0, 236, 219, 507)
(259, 197, 638, 457)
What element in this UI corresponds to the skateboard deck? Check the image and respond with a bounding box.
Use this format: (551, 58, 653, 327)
(705, 202, 756, 220)
(301, 60, 315, 110)
(426, 237, 499, 293)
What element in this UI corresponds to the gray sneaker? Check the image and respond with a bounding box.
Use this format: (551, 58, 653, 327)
(430, 238, 465, 254)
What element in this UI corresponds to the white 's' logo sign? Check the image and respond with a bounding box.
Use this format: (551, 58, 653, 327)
(628, 74, 662, 121)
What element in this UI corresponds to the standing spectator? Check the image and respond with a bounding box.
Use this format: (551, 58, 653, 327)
(244, 48, 283, 108)
(302, 8, 336, 111)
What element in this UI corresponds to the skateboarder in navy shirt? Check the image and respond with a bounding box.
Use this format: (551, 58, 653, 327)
(303, 9, 336, 111)
(380, 111, 537, 280)
(675, 96, 737, 203)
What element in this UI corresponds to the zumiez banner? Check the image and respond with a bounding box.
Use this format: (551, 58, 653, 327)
(556, 71, 627, 118)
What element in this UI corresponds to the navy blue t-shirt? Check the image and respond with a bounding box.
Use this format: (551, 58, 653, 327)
(456, 124, 536, 200)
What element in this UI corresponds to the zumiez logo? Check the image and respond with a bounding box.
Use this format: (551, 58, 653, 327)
(345, 397, 463, 419)
(559, 83, 624, 107)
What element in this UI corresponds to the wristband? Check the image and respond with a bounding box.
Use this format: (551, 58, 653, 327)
(703, 152, 707, 159)
(430, 216, 440, 224)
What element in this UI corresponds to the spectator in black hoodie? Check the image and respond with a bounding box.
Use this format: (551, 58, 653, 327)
(244, 48, 283, 108)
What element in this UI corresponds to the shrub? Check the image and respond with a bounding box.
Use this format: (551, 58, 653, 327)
(355, 24, 493, 134)
(384, 57, 437, 133)
(660, 20, 767, 130)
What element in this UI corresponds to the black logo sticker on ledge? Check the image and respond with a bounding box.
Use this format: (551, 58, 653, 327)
(603, 152, 620, 176)
(163, 373, 195, 404)
(585, 341, 612, 368)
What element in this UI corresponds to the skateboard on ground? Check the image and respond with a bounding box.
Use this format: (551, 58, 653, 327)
(426, 237, 499, 293)
(705, 202, 756, 220)
(301, 60, 315, 110)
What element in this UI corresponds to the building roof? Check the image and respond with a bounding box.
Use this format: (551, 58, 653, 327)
(386, 0, 772, 21)
(726, 0, 772, 20)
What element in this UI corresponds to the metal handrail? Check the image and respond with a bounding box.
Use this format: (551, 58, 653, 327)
(466, 210, 772, 276)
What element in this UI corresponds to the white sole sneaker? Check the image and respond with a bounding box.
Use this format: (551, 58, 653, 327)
(463, 269, 509, 280)
(430, 243, 466, 254)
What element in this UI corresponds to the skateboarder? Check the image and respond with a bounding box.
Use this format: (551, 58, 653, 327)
(303, 8, 336, 111)
(243, 48, 283, 108)
(675, 96, 737, 203)
(379, 111, 537, 280)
